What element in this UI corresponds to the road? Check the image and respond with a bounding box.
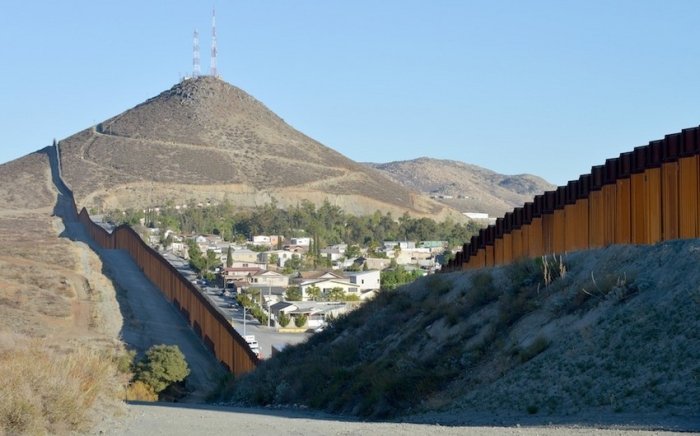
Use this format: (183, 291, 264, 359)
(160, 252, 310, 358)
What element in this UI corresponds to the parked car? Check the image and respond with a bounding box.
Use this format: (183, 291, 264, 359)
(244, 335, 260, 355)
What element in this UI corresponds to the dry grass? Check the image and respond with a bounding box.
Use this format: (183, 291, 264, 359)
(0, 337, 123, 434)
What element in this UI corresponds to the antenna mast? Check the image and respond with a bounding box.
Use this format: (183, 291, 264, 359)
(193, 29, 201, 77)
(211, 7, 218, 77)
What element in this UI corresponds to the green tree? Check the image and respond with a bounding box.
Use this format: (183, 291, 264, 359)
(285, 286, 302, 301)
(268, 253, 279, 267)
(278, 312, 291, 327)
(306, 285, 321, 301)
(187, 240, 205, 274)
(294, 314, 308, 328)
(326, 287, 346, 301)
(345, 244, 361, 258)
(134, 345, 190, 394)
(226, 246, 233, 268)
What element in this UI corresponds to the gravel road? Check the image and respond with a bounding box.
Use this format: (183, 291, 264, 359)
(91, 402, 693, 436)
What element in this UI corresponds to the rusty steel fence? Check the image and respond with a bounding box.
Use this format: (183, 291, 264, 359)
(76, 209, 259, 375)
(445, 126, 700, 272)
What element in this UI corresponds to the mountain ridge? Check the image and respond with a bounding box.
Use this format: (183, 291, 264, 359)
(365, 157, 555, 217)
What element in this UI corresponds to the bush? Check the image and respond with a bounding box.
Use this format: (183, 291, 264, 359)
(125, 381, 158, 402)
(115, 348, 136, 374)
(294, 314, 308, 328)
(278, 313, 291, 327)
(286, 286, 302, 301)
(134, 345, 190, 394)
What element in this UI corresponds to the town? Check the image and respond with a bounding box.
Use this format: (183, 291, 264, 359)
(101, 202, 469, 358)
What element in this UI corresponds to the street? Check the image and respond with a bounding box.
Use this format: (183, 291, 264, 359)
(160, 251, 310, 358)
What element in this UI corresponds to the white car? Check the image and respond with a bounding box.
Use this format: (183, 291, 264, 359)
(244, 335, 260, 355)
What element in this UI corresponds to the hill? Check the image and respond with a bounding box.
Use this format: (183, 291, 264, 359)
(227, 240, 699, 425)
(0, 150, 125, 432)
(365, 157, 555, 218)
(56, 77, 460, 220)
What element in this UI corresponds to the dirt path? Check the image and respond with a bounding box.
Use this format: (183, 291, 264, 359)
(90, 403, 692, 436)
(48, 143, 224, 400)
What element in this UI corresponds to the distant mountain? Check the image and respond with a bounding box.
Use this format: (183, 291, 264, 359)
(365, 157, 555, 218)
(56, 77, 462, 220)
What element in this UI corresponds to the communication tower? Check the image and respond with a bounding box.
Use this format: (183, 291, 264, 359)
(211, 8, 218, 77)
(193, 29, 201, 77)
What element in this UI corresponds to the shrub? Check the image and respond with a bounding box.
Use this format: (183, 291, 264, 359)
(125, 381, 158, 402)
(134, 345, 190, 394)
(294, 314, 308, 328)
(278, 313, 291, 327)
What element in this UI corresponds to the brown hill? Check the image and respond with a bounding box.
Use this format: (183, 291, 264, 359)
(57, 77, 460, 220)
(365, 157, 555, 218)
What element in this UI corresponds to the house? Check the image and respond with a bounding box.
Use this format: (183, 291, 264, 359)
(299, 276, 359, 301)
(229, 260, 267, 270)
(290, 237, 311, 246)
(320, 244, 347, 262)
(258, 250, 295, 267)
(249, 286, 288, 307)
(248, 270, 289, 288)
(220, 266, 264, 289)
(270, 301, 351, 329)
(227, 248, 260, 263)
(362, 257, 392, 271)
(344, 270, 380, 291)
(252, 235, 281, 247)
(383, 241, 416, 251)
(395, 247, 432, 265)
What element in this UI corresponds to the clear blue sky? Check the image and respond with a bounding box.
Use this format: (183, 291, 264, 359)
(2, 1, 700, 186)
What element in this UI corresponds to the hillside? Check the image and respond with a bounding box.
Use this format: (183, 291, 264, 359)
(365, 158, 555, 217)
(227, 240, 699, 426)
(57, 77, 460, 220)
(0, 150, 125, 432)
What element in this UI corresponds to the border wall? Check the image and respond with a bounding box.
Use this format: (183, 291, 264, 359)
(445, 125, 700, 271)
(76, 209, 259, 374)
(54, 141, 258, 375)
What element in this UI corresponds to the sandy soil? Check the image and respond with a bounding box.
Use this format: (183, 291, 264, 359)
(90, 402, 694, 435)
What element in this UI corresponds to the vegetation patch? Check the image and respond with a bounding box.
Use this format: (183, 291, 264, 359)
(0, 340, 122, 435)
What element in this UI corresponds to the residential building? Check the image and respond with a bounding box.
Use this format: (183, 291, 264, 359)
(290, 237, 311, 246)
(248, 270, 289, 288)
(270, 301, 351, 329)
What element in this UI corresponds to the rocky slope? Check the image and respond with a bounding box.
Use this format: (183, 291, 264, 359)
(57, 77, 460, 220)
(366, 157, 555, 217)
(227, 240, 699, 425)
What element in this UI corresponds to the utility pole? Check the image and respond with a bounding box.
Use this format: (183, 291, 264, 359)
(267, 284, 271, 327)
(243, 306, 247, 336)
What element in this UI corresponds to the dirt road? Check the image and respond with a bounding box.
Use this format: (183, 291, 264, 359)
(49, 143, 224, 400)
(91, 403, 692, 436)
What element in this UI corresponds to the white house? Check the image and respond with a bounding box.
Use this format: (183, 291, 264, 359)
(344, 270, 380, 291)
(248, 270, 289, 288)
(383, 241, 416, 251)
(299, 276, 359, 301)
(270, 301, 351, 329)
(290, 237, 311, 246)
